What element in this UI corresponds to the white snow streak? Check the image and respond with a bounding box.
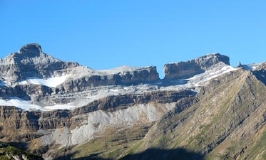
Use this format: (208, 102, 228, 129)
(19, 75, 68, 87)
(0, 97, 42, 110)
(189, 64, 237, 86)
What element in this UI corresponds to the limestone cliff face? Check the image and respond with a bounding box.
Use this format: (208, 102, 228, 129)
(163, 53, 230, 80)
(59, 66, 159, 93)
(0, 89, 194, 132)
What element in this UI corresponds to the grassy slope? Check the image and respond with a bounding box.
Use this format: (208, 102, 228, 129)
(0, 143, 43, 160)
(138, 70, 266, 160)
(69, 123, 153, 159)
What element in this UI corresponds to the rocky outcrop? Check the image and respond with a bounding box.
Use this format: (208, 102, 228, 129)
(163, 53, 230, 80)
(0, 43, 79, 84)
(0, 84, 52, 100)
(119, 66, 159, 84)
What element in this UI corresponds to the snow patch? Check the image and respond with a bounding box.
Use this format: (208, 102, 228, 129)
(44, 104, 78, 110)
(99, 65, 142, 75)
(0, 97, 42, 110)
(0, 98, 88, 111)
(19, 75, 69, 87)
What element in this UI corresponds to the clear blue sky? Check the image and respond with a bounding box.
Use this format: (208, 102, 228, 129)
(0, 1, 265, 77)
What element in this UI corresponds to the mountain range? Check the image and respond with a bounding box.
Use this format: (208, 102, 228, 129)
(0, 43, 265, 160)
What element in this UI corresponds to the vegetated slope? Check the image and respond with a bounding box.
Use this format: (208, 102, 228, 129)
(66, 68, 266, 160)
(135, 69, 266, 160)
(0, 142, 43, 160)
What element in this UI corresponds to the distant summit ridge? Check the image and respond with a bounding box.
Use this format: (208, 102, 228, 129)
(0, 44, 234, 86)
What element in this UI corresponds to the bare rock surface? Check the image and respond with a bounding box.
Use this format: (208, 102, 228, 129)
(163, 53, 230, 80)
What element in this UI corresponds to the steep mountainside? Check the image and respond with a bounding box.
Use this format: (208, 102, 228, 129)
(0, 43, 266, 160)
(140, 69, 266, 160)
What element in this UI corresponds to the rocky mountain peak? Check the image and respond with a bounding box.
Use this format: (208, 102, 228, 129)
(163, 53, 230, 80)
(0, 43, 79, 83)
(1, 43, 62, 66)
(19, 43, 43, 56)
(194, 53, 230, 69)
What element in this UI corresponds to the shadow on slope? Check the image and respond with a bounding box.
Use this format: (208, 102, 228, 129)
(55, 148, 204, 160)
(253, 69, 266, 86)
(120, 148, 204, 160)
(54, 152, 111, 160)
(72, 153, 111, 160)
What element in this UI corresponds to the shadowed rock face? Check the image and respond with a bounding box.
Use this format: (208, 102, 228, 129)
(251, 63, 266, 85)
(163, 53, 230, 80)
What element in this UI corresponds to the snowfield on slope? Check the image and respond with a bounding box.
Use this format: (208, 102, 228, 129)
(188, 63, 237, 86)
(0, 97, 42, 110)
